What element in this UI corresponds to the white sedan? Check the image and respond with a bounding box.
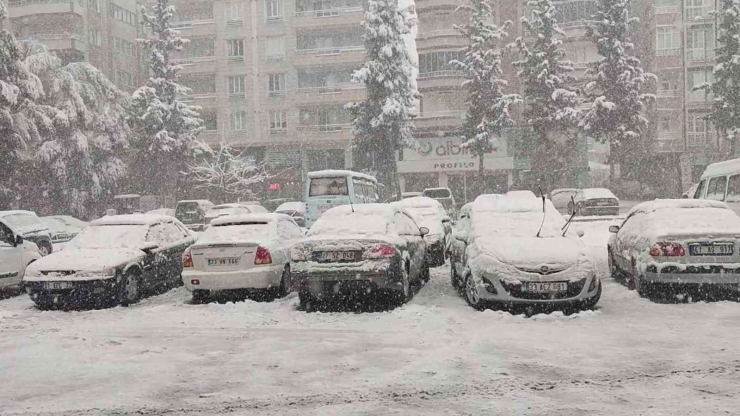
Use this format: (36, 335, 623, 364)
(398, 196, 451, 267)
(608, 199, 740, 298)
(182, 213, 304, 302)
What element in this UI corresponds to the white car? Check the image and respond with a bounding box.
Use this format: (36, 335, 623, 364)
(608, 199, 740, 298)
(398, 196, 451, 267)
(203, 204, 253, 227)
(506, 190, 537, 199)
(182, 214, 303, 302)
(571, 188, 620, 216)
(451, 196, 600, 311)
(0, 219, 42, 290)
(550, 188, 579, 212)
(40, 215, 88, 245)
(275, 201, 306, 227)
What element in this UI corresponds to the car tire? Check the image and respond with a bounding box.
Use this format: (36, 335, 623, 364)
(392, 264, 411, 305)
(464, 273, 486, 311)
(608, 250, 621, 280)
(192, 289, 209, 304)
(420, 260, 430, 283)
(117, 271, 140, 306)
(37, 240, 52, 257)
(277, 266, 291, 298)
(450, 262, 460, 289)
(299, 291, 318, 311)
(635, 275, 650, 298)
(582, 280, 602, 310)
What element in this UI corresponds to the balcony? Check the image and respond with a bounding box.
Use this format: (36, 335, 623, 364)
(297, 123, 352, 132)
(28, 33, 87, 53)
(413, 110, 466, 131)
(294, 46, 364, 66)
(169, 19, 216, 36)
(414, 0, 459, 12)
(657, 89, 681, 98)
(7, 0, 84, 17)
(653, 138, 685, 153)
(687, 49, 715, 65)
(294, 7, 363, 28)
(171, 55, 217, 73)
(417, 29, 460, 40)
(180, 93, 217, 106)
(293, 84, 365, 104)
(653, 5, 680, 15)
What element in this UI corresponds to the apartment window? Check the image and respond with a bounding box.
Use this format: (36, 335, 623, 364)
(688, 27, 715, 61)
(88, 29, 101, 46)
(113, 37, 136, 57)
(656, 26, 679, 52)
(225, 3, 244, 23)
(227, 39, 245, 59)
(110, 3, 137, 26)
(686, 0, 709, 21)
(268, 73, 286, 96)
(172, 1, 214, 23)
(230, 111, 248, 131)
(265, 36, 285, 60)
(183, 37, 215, 58)
(201, 109, 218, 131)
(270, 111, 287, 133)
(266, 0, 282, 20)
(297, 28, 363, 50)
(418, 50, 465, 75)
(688, 68, 713, 102)
(89, 0, 99, 12)
(660, 116, 671, 132)
(78, 0, 86, 7)
(116, 70, 135, 88)
(555, 1, 598, 25)
(180, 73, 216, 95)
(228, 76, 246, 96)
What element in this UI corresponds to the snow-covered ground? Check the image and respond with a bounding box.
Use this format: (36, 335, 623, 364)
(2, 219, 740, 415)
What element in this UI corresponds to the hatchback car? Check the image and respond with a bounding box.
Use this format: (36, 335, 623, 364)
(182, 214, 304, 302)
(608, 199, 740, 298)
(291, 203, 429, 308)
(0, 219, 41, 290)
(570, 188, 620, 216)
(451, 196, 600, 311)
(399, 196, 451, 267)
(23, 215, 195, 309)
(0, 211, 53, 256)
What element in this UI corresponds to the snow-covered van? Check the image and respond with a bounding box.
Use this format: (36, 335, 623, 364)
(304, 170, 379, 228)
(695, 158, 740, 217)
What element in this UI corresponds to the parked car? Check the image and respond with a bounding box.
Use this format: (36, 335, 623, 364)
(0, 210, 53, 256)
(608, 199, 740, 298)
(451, 196, 600, 311)
(175, 200, 215, 231)
(146, 208, 175, 217)
(569, 188, 620, 216)
(238, 204, 269, 214)
(693, 158, 740, 216)
(182, 214, 303, 303)
(291, 204, 430, 308)
(398, 197, 451, 267)
(422, 187, 457, 218)
(23, 214, 195, 309)
(203, 204, 253, 227)
(550, 188, 579, 212)
(40, 215, 88, 245)
(275, 201, 307, 227)
(0, 219, 41, 290)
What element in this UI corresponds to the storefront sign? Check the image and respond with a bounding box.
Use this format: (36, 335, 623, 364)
(398, 137, 512, 173)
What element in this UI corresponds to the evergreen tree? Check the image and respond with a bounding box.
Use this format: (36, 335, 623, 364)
(451, 0, 521, 194)
(581, 0, 653, 182)
(698, 0, 740, 156)
(513, 0, 580, 191)
(128, 0, 203, 203)
(347, 0, 418, 198)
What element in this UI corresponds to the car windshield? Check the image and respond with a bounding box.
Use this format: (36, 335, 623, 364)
(423, 189, 450, 199)
(2, 213, 41, 232)
(69, 224, 148, 249)
(309, 177, 349, 196)
(198, 222, 275, 244)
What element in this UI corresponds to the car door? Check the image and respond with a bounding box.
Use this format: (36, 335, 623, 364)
(143, 222, 170, 288)
(613, 213, 642, 271)
(276, 219, 303, 265)
(394, 213, 425, 279)
(159, 221, 193, 284)
(0, 221, 22, 288)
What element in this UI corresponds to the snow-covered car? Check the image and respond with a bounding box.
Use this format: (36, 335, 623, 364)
(451, 196, 600, 311)
(570, 188, 620, 216)
(397, 196, 451, 267)
(422, 187, 457, 218)
(275, 201, 306, 227)
(40, 215, 88, 245)
(506, 190, 537, 199)
(238, 203, 269, 213)
(607, 199, 740, 298)
(0, 219, 41, 290)
(0, 210, 53, 256)
(203, 204, 253, 227)
(182, 214, 303, 302)
(146, 208, 175, 217)
(291, 204, 430, 308)
(23, 215, 195, 309)
(550, 188, 579, 212)
(175, 200, 215, 231)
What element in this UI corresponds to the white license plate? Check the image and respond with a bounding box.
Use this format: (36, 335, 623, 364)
(44, 281, 72, 290)
(317, 204, 333, 213)
(690, 244, 734, 256)
(207, 257, 240, 266)
(522, 282, 567, 293)
(317, 251, 357, 261)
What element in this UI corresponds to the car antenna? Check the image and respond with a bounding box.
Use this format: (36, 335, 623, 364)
(536, 186, 546, 238)
(561, 195, 577, 237)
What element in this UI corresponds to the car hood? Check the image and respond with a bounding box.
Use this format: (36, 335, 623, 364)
(25, 248, 144, 279)
(471, 236, 582, 270)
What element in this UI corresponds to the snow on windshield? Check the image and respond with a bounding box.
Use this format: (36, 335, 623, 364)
(197, 222, 276, 244)
(310, 211, 390, 236)
(69, 224, 148, 249)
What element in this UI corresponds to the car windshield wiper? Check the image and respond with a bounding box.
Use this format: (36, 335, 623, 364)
(536, 186, 546, 238)
(561, 196, 577, 237)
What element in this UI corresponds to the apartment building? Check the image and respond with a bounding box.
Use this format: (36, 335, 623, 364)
(4, 0, 145, 93)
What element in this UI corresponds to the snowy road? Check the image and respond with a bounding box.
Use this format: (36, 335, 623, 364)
(2, 220, 740, 415)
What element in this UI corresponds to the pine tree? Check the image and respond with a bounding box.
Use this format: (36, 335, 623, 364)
(698, 0, 740, 156)
(513, 0, 580, 191)
(347, 0, 418, 198)
(581, 0, 653, 182)
(451, 0, 521, 194)
(128, 0, 203, 203)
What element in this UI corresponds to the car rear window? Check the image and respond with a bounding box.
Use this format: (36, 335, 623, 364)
(423, 189, 451, 199)
(706, 176, 727, 201)
(309, 177, 348, 197)
(199, 222, 275, 244)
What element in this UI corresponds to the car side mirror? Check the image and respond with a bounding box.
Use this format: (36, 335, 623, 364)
(609, 225, 620, 234)
(141, 242, 159, 253)
(14, 235, 23, 246)
(419, 227, 430, 237)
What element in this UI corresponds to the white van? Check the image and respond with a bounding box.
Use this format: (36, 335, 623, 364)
(304, 170, 379, 228)
(0, 219, 41, 290)
(695, 158, 740, 216)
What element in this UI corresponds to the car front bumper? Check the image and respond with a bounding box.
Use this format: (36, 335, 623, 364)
(182, 265, 283, 291)
(645, 271, 740, 285)
(474, 272, 600, 305)
(24, 277, 117, 306)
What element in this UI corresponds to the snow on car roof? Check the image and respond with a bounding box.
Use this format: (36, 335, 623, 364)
(701, 157, 740, 179)
(0, 210, 37, 217)
(579, 188, 618, 200)
(473, 195, 545, 213)
(211, 203, 245, 209)
(276, 201, 304, 212)
(506, 190, 537, 199)
(178, 200, 212, 204)
(91, 214, 171, 226)
(474, 194, 505, 203)
(398, 196, 441, 208)
(625, 199, 740, 240)
(627, 199, 731, 216)
(307, 170, 377, 182)
(210, 213, 289, 226)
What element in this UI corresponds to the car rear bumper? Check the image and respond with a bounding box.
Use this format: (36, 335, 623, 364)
(475, 272, 600, 305)
(293, 267, 400, 298)
(183, 265, 283, 291)
(646, 271, 740, 284)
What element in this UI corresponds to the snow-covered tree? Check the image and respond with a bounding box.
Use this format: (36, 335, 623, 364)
(581, 0, 653, 181)
(697, 0, 740, 156)
(128, 0, 203, 202)
(347, 0, 418, 198)
(451, 0, 521, 193)
(512, 0, 580, 190)
(187, 142, 272, 198)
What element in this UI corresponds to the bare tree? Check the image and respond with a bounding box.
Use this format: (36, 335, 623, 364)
(186, 142, 272, 198)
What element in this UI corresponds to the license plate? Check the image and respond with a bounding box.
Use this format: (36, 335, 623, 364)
(316, 251, 358, 262)
(522, 282, 567, 293)
(317, 204, 333, 213)
(207, 257, 240, 266)
(44, 281, 72, 290)
(689, 244, 734, 256)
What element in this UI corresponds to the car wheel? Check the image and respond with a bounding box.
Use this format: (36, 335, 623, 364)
(608, 250, 621, 280)
(37, 241, 52, 257)
(450, 262, 459, 289)
(118, 271, 140, 306)
(420, 260, 430, 283)
(392, 264, 411, 305)
(635, 275, 650, 298)
(278, 266, 291, 298)
(299, 291, 318, 311)
(192, 289, 209, 304)
(582, 280, 602, 310)
(464, 273, 485, 310)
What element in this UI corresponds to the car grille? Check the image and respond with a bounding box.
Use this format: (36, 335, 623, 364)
(502, 278, 586, 300)
(515, 266, 568, 276)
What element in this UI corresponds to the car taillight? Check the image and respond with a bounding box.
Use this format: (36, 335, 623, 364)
(649, 242, 685, 257)
(364, 244, 396, 259)
(254, 246, 272, 265)
(182, 248, 193, 268)
(291, 246, 308, 261)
